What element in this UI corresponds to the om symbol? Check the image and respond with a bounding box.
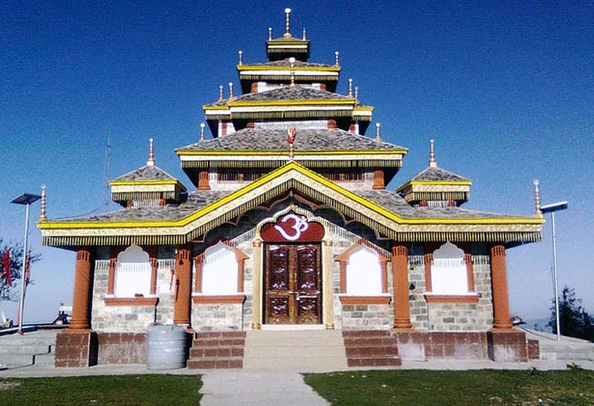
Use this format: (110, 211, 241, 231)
(274, 214, 309, 241)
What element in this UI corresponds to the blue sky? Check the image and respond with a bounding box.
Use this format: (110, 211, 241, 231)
(1, 1, 592, 324)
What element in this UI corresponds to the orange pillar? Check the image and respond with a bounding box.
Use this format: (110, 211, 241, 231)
(70, 248, 93, 331)
(392, 245, 412, 330)
(490, 245, 513, 330)
(174, 244, 192, 325)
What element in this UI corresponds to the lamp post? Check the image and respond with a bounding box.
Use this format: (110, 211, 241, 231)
(541, 200, 568, 341)
(10, 192, 41, 334)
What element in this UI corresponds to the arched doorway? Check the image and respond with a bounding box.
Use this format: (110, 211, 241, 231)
(259, 211, 326, 325)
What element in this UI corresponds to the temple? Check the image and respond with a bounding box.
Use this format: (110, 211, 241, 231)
(39, 10, 544, 368)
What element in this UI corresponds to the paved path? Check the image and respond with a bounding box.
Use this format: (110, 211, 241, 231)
(200, 370, 329, 406)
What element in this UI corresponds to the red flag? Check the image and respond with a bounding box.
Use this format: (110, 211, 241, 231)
(1, 249, 11, 287)
(286, 128, 296, 145)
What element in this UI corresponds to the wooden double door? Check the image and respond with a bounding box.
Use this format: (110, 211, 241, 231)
(264, 243, 322, 324)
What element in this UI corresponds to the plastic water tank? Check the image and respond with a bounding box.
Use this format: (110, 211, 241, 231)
(146, 324, 187, 370)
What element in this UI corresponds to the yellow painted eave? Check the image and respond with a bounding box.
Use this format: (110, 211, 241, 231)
(39, 162, 544, 230)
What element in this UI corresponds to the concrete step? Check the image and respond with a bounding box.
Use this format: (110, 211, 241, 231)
(0, 344, 52, 355)
(0, 353, 35, 368)
(243, 330, 348, 370)
(33, 353, 55, 367)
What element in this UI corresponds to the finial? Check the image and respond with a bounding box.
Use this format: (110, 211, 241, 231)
(533, 179, 542, 216)
(348, 78, 353, 97)
(218, 85, 224, 101)
(238, 50, 243, 65)
(40, 184, 47, 221)
(200, 123, 205, 142)
(335, 51, 339, 66)
(302, 27, 306, 40)
(284, 8, 292, 38)
(268, 27, 273, 41)
(354, 86, 359, 103)
(228, 82, 234, 99)
(289, 57, 296, 86)
(375, 123, 381, 143)
(147, 138, 155, 166)
(429, 139, 437, 167)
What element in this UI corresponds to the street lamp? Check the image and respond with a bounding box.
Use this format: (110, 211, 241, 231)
(541, 200, 569, 341)
(10, 192, 41, 334)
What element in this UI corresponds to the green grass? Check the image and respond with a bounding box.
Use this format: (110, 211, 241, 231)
(0, 374, 202, 406)
(304, 369, 594, 405)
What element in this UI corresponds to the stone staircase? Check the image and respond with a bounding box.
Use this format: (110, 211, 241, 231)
(523, 328, 594, 362)
(343, 330, 401, 367)
(242, 330, 348, 371)
(187, 331, 246, 369)
(0, 328, 59, 369)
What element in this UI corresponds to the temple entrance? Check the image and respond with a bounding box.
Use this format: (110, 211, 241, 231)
(264, 243, 322, 324)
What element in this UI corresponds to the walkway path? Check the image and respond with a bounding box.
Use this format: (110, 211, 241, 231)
(200, 370, 329, 406)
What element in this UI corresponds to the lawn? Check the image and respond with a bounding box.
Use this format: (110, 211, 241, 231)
(304, 368, 594, 405)
(0, 374, 202, 406)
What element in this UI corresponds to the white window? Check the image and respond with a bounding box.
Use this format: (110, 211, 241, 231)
(346, 245, 382, 295)
(114, 245, 152, 297)
(430, 242, 469, 295)
(202, 242, 239, 294)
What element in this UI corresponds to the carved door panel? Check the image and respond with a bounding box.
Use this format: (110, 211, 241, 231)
(264, 244, 322, 324)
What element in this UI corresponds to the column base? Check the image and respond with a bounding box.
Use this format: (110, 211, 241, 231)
(55, 330, 98, 367)
(487, 330, 529, 362)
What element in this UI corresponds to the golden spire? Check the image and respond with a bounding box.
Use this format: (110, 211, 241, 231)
(354, 86, 359, 104)
(429, 139, 437, 168)
(147, 138, 155, 166)
(375, 123, 381, 143)
(334, 51, 339, 66)
(284, 8, 292, 38)
(348, 78, 353, 97)
(302, 27, 306, 40)
(228, 82, 234, 99)
(533, 179, 543, 216)
(268, 27, 272, 41)
(218, 85, 223, 101)
(40, 184, 47, 221)
(289, 57, 296, 86)
(200, 123, 205, 142)
(238, 50, 243, 65)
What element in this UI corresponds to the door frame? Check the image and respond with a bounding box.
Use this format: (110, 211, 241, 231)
(263, 242, 323, 325)
(251, 207, 334, 330)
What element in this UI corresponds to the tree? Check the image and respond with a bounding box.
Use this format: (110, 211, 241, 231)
(548, 286, 594, 341)
(0, 238, 40, 301)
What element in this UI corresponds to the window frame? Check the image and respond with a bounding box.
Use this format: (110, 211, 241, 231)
(424, 242, 478, 303)
(335, 239, 391, 305)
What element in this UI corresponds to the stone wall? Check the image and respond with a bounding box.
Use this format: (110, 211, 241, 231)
(192, 304, 243, 331)
(91, 246, 176, 333)
(407, 254, 493, 332)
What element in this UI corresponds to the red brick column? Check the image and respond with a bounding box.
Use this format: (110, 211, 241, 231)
(70, 248, 93, 331)
(392, 245, 412, 330)
(198, 170, 210, 190)
(490, 245, 513, 330)
(174, 244, 192, 325)
(372, 169, 385, 190)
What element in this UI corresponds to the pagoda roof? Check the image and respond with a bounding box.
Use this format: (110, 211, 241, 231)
(177, 128, 406, 153)
(241, 58, 335, 69)
(40, 162, 542, 248)
(111, 164, 180, 184)
(230, 85, 351, 103)
(408, 166, 470, 183)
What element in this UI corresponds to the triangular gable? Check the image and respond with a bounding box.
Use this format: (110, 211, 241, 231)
(39, 162, 542, 247)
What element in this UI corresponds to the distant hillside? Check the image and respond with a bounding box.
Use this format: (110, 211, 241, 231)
(524, 317, 553, 333)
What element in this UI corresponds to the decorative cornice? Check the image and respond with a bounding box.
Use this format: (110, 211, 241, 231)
(39, 162, 543, 247)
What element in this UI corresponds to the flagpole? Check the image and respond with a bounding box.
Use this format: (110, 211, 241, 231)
(10, 192, 41, 335)
(16, 202, 31, 334)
